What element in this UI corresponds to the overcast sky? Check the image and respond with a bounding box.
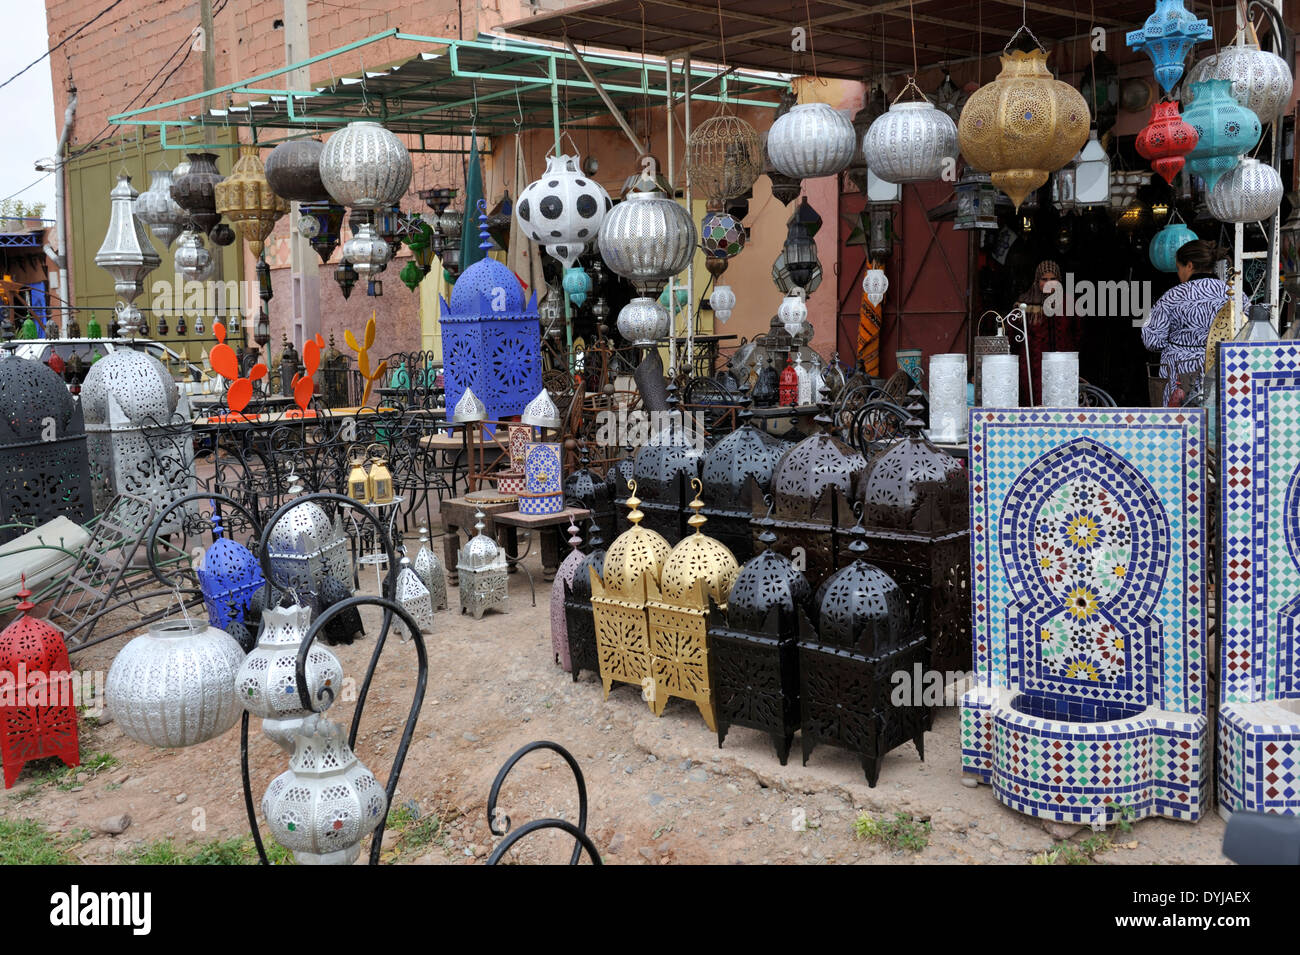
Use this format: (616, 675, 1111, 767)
(0, 4, 57, 216)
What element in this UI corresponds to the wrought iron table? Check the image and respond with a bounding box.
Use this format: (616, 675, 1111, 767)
(491, 506, 591, 581)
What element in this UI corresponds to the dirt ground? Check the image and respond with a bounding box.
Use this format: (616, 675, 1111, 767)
(3, 529, 1232, 865)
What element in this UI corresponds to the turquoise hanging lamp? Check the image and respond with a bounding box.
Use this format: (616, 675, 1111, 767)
(563, 265, 591, 307)
(1149, 222, 1199, 272)
(1126, 0, 1212, 93)
(1183, 79, 1261, 191)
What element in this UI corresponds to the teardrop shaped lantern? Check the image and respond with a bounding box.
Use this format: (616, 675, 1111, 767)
(1207, 157, 1284, 224)
(597, 188, 696, 295)
(1183, 78, 1262, 191)
(1186, 40, 1294, 120)
(563, 265, 592, 307)
(95, 174, 161, 326)
(862, 97, 958, 184)
(516, 153, 611, 262)
(778, 289, 807, 339)
(1149, 222, 1199, 272)
(133, 168, 187, 250)
(862, 266, 889, 307)
(957, 47, 1090, 210)
(318, 121, 412, 210)
(1135, 101, 1198, 184)
(766, 102, 857, 180)
(686, 113, 764, 201)
(214, 144, 290, 257)
(709, 284, 736, 322)
(1125, 0, 1213, 93)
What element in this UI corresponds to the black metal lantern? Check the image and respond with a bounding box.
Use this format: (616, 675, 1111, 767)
(798, 526, 930, 786)
(334, 259, 358, 300)
(699, 410, 788, 561)
(752, 356, 780, 408)
(707, 514, 810, 763)
(257, 256, 272, 304)
(254, 308, 271, 348)
(297, 201, 345, 264)
(779, 217, 819, 291)
(562, 516, 606, 682)
(563, 445, 616, 536)
(628, 417, 703, 544)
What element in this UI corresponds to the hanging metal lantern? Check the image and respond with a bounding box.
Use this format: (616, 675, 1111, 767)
(1207, 157, 1284, 224)
(762, 88, 803, 204)
(95, 173, 161, 336)
(616, 297, 670, 346)
(343, 220, 391, 282)
(1073, 129, 1112, 206)
(1125, 0, 1212, 93)
(517, 153, 611, 267)
(709, 284, 736, 322)
(262, 713, 387, 865)
(318, 121, 412, 210)
(414, 526, 448, 611)
(106, 617, 245, 748)
(195, 512, 266, 639)
(777, 212, 820, 292)
(399, 260, 424, 291)
(1184, 78, 1262, 191)
(334, 259, 358, 299)
(209, 223, 236, 246)
(214, 144, 290, 257)
(765, 102, 857, 180)
(862, 266, 889, 307)
(1135, 101, 1198, 184)
(700, 208, 746, 277)
(174, 228, 212, 281)
(957, 47, 1090, 209)
(395, 555, 435, 637)
(686, 113, 764, 201)
(264, 137, 329, 203)
(170, 152, 224, 234)
(404, 213, 434, 272)
(133, 168, 186, 250)
(458, 510, 508, 619)
(1186, 40, 1293, 120)
(848, 82, 889, 192)
(234, 602, 342, 750)
(862, 96, 958, 184)
(778, 288, 807, 339)
(954, 169, 998, 230)
(563, 265, 591, 307)
(597, 188, 696, 295)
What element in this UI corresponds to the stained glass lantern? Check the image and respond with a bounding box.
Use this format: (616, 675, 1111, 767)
(856, 420, 971, 673)
(766, 102, 857, 180)
(1184, 79, 1262, 191)
(81, 349, 195, 522)
(630, 417, 703, 543)
(0, 357, 92, 542)
(458, 510, 508, 619)
(516, 153, 611, 267)
(262, 713, 387, 865)
(707, 514, 811, 764)
(95, 173, 161, 335)
(235, 601, 342, 751)
(0, 583, 78, 788)
(798, 526, 929, 786)
(700, 410, 788, 562)
(214, 144, 289, 257)
(319, 121, 412, 210)
(334, 259, 358, 299)
(563, 265, 591, 307)
(133, 168, 186, 250)
(954, 169, 998, 230)
(265, 490, 363, 646)
(170, 152, 224, 234)
(395, 555, 435, 638)
(106, 617, 244, 748)
(195, 512, 266, 647)
(687, 114, 764, 201)
(1126, 0, 1212, 93)
(1149, 222, 1199, 272)
(264, 138, 328, 203)
(1207, 157, 1284, 224)
(1136, 101, 1198, 185)
(957, 47, 1091, 209)
(439, 204, 542, 426)
(862, 97, 958, 184)
(1186, 40, 1294, 121)
(413, 526, 448, 612)
(297, 202, 345, 263)
(563, 516, 608, 682)
(551, 516, 586, 673)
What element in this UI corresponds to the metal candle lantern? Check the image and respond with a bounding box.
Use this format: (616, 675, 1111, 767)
(927, 353, 968, 442)
(174, 228, 212, 282)
(133, 168, 186, 249)
(0, 584, 78, 788)
(765, 102, 857, 180)
(1040, 351, 1080, 406)
(95, 173, 161, 335)
(1183, 79, 1262, 191)
(413, 526, 448, 612)
(297, 202, 345, 263)
(701, 208, 746, 275)
(981, 354, 1020, 407)
(516, 153, 611, 267)
(1207, 157, 1284, 224)
(196, 513, 266, 639)
(170, 152, 224, 235)
(394, 555, 435, 638)
(264, 490, 362, 646)
(264, 138, 328, 203)
(1073, 130, 1111, 206)
(563, 516, 607, 681)
(709, 284, 736, 322)
(214, 144, 290, 257)
(1125, 0, 1212, 92)
(318, 121, 412, 210)
(700, 412, 788, 562)
(616, 297, 670, 346)
(862, 98, 958, 183)
(106, 617, 245, 748)
(563, 265, 591, 307)
(862, 267, 889, 307)
(458, 510, 508, 619)
(551, 517, 586, 672)
(630, 419, 703, 543)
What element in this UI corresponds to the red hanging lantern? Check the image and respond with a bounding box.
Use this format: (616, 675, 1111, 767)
(0, 580, 79, 788)
(779, 356, 799, 407)
(1136, 101, 1198, 185)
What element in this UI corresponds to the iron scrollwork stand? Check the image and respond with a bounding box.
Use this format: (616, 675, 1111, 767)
(485, 740, 601, 865)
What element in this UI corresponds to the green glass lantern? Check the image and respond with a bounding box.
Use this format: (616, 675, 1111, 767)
(400, 260, 425, 292)
(405, 214, 434, 273)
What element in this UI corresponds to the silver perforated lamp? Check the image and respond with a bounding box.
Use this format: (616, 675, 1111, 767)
(133, 168, 187, 250)
(458, 509, 508, 619)
(394, 554, 435, 637)
(452, 386, 487, 423)
(414, 526, 448, 611)
(95, 173, 161, 336)
(520, 388, 561, 430)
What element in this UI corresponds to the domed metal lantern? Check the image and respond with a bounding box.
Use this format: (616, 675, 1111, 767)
(597, 188, 696, 295)
(957, 47, 1091, 209)
(170, 152, 224, 234)
(1207, 156, 1284, 223)
(343, 220, 391, 291)
(564, 447, 616, 536)
(106, 617, 245, 748)
(1149, 221, 1199, 272)
(265, 490, 363, 646)
(264, 138, 329, 203)
(95, 173, 161, 335)
(700, 412, 788, 562)
(564, 516, 608, 682)
(262, 713, 387, 865)
(630, 417, 704, 543)
(214, 144, 290, 257)
(235, 601, 342, 751)
(1186, 39, 1292, 120)
(133, 168, 186, 250)
(0, 357, 92, 541)
(766, 102, 857, 180)
(521, 388, 561, 430)
(707, 514, 811, 763)
(196, 513, 266, 645)
(856, 420, 971, 673)
(643, 481, 739, 729)
(687, 114, 764, 201)
(551, 516, 586, 673)
(616, 297, 670, 346)
(319, 121, 412, 210)
(1184, 78, 1262, 191)
(516, 153, 611, 266)
(1125, 0, 1212, 93)
(458, 510, 508, 619)
(413, 526, 448, 612)
(174, 228, 213, 281)
(394, 556, 435, 637)
(798, 527, 929, 786)
(862, 96, 958, 184)
(1136, 101, 1198, 184)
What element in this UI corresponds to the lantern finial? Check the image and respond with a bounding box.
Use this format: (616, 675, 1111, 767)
(687, 478, 707, 534)
(625, 480, 644, 527)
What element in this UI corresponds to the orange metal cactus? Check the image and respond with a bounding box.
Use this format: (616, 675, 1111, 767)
(211, 321, 267, 415)
(291, 333, 326, 414)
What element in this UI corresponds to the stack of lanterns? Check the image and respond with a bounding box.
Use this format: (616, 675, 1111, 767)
(345, 453, 395, 506)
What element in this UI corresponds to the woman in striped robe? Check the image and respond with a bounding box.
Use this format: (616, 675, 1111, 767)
(1142, 240, 1238, 406)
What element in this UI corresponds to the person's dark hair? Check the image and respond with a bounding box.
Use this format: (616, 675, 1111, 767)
(1175, 239, 1229, 274)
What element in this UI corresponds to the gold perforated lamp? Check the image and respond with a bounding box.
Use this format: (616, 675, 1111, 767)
(599, 481, 670, 599)
(957, 48, 1090, 210)
(214, 145, 289, 257)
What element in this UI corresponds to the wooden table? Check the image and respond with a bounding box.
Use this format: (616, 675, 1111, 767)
(492, 506, 592, 580)
(439, 496, 519, 585)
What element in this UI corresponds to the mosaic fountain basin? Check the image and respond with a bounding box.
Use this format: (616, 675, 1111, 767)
(1218, 697, 1300, 820)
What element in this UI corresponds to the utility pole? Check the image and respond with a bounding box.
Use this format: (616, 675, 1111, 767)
(283, 0, 317, 349)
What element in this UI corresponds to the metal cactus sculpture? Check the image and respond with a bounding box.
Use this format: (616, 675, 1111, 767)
(344, 311, 387, 407)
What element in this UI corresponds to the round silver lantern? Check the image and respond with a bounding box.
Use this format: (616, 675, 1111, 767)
(342, 220, 391, 277)
(1207, 157, 1284, 223)
(597, 189, 696, 295)
(516, 153, 611, 265)
(862, 267, 889, 307)
(862, 100, 958, 183)
(765, 102, 857, 180)
(778, 289, 808, 339)
(106, 618, 245, 748)
(261, 713, 387, 865)
(1186, 43, 1293, 120)
(616, 296, 671, 346)
(174, 228, 213, 281)
(318, 121, 412, 210)
(133, 168, 187, 250)
(709, 284, 736, 322)
(235, 602, 342, 751)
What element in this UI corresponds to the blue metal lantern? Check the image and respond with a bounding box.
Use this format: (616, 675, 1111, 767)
(196, 512, 266, 635)
(1126, 0, 1212, 93)
(1183, 79, 1262, 191)
(439, 201, 542, 426)
(563, 265, 591, 307)
(1149, 222, 1199, 272)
